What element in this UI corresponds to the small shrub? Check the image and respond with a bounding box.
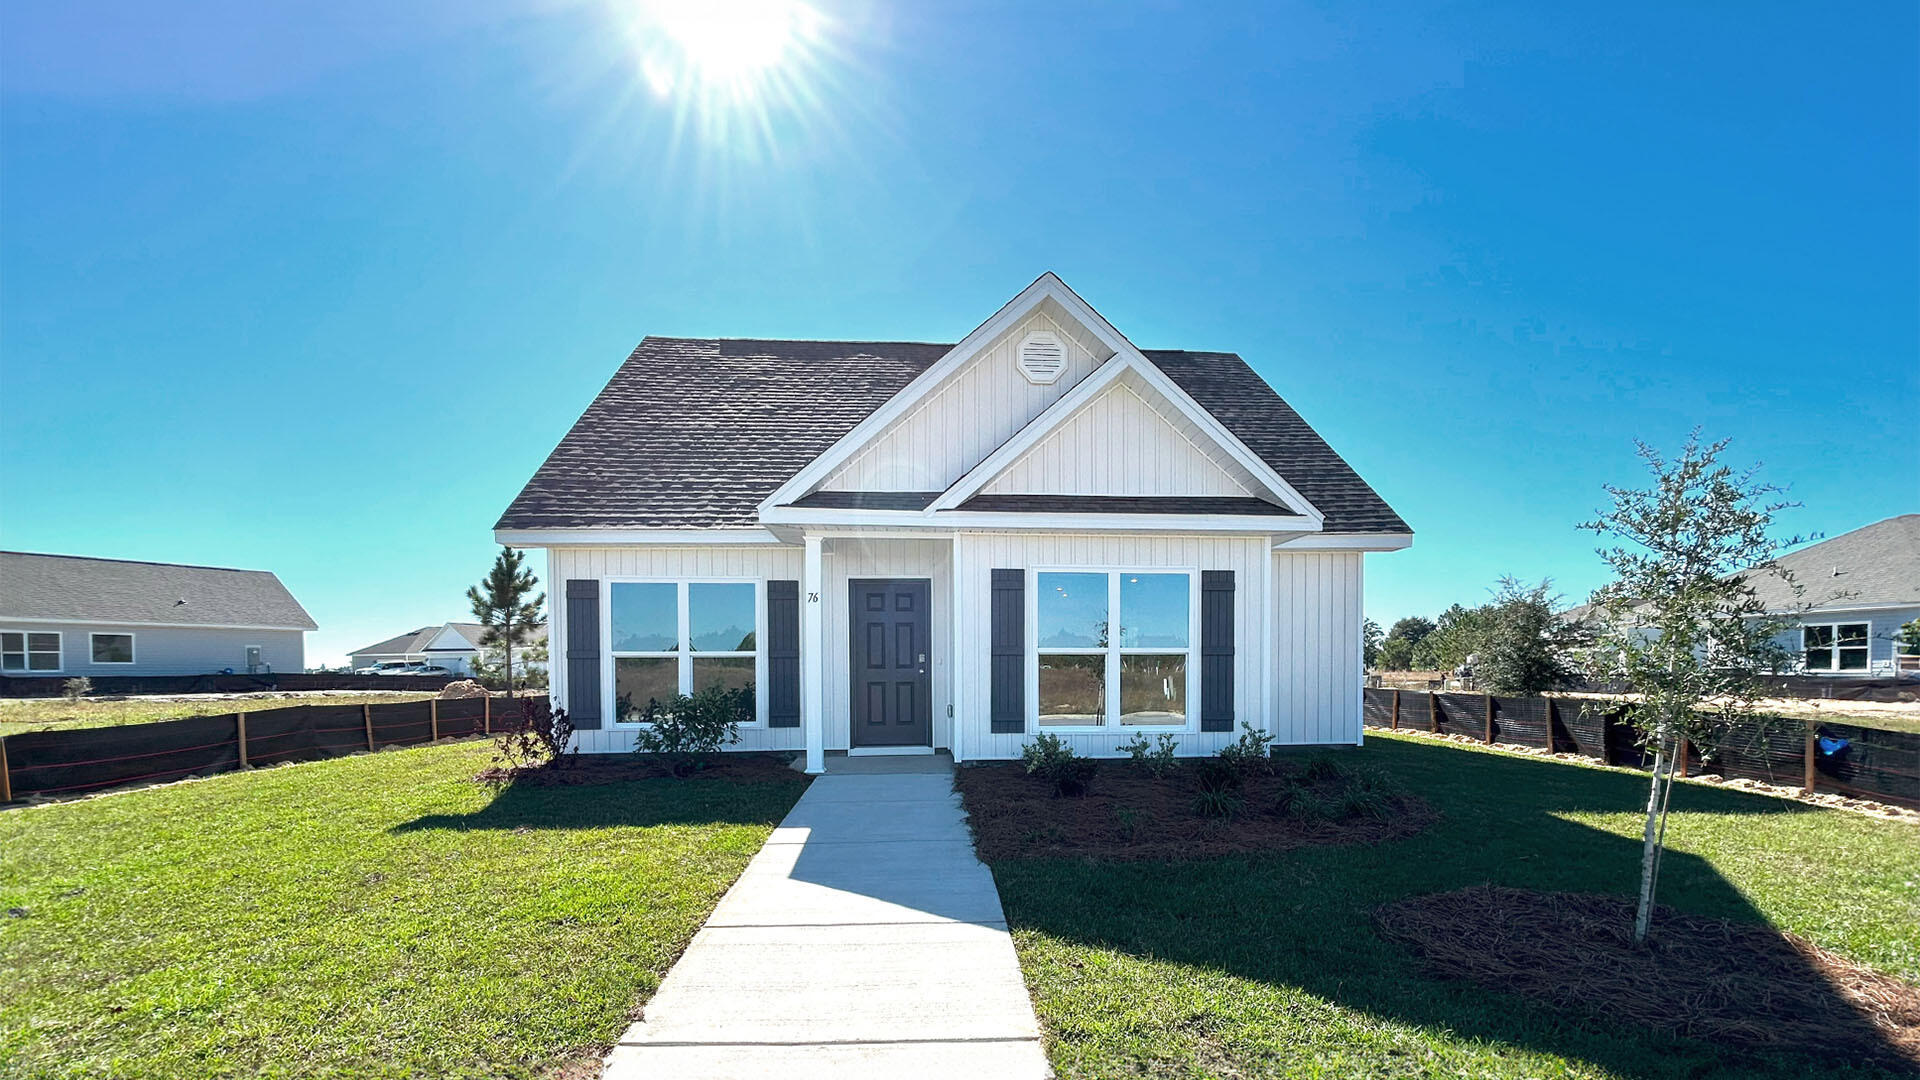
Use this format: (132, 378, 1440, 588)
(1335, 786, 1395, 821)
(1112, 804, 1141, 843)
(1021, 734, 1098, 797)
(1216, 722, 1276, 779)
(61, 677, 92, 703)
(1300, 753, 1350, 783)
(1118, 731, 1180, 778)
(1193, 757, 1242, 794)
(1192, 785, 1245, 820)
(632, 684, 750, 777)
(488, 698, 575, 781)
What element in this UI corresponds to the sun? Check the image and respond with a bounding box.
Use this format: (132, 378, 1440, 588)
(623, 0, 826, 101)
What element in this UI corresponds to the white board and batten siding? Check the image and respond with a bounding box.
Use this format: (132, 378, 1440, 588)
(981, 379, 1258, 497)
(546, 546, 805, 755)
(820, 306, 1111, 492)
(1270, 550, 1365, 746)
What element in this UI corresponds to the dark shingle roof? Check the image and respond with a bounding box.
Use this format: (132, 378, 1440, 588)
(497, 338, 1408, 534)
(957, 495, 1294, 516)
(0, 552, 317, 630)
(1749, 514, 1920, 611)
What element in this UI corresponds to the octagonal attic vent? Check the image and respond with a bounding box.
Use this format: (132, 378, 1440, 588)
(1017, 330, 1066, 384)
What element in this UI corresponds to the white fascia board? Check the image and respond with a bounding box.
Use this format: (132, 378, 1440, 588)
(756, 273, 1123, 514)
(1272, 533, 1414, 552)
(493, 528, 788, 546)
(0, 616, 315, 631)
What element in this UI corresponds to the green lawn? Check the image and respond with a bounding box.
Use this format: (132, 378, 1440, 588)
(0, 740, 809, 1079)
(990, 732, 1920, 1080)
(0, 692, 442, 733)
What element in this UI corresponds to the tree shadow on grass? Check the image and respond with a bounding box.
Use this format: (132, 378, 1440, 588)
(390, 773, 809, 834)
(985, 738, 1914, 1080)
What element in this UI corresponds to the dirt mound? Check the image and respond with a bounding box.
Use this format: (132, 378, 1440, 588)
(1376, 885, 1920, 1069)
(438, 680, 490, 700)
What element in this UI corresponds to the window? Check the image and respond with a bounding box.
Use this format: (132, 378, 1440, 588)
(1803, 623, 1870, 672)
(1035, 571, 1192, 729)
(610, 581, 759, 722)
(91, 633, 135, 664)
(1, 631, 61, 672)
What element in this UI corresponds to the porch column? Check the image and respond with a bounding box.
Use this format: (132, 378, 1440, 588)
(802, 533, 826, 774)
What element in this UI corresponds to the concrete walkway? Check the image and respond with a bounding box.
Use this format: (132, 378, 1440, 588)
(601, 754, 1050, 1080)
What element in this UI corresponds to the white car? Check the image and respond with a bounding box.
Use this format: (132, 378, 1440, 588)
(362, 660, 421, 676)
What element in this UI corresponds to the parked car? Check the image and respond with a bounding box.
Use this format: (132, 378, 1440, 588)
(356, 660, 419, 676)
(375, 663, 453, 678)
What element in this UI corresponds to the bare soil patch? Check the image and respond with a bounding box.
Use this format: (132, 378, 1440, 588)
(476, 752, 801, 787)
(1376, 884, 1920, 1069)
(955, 758, 1436, 861)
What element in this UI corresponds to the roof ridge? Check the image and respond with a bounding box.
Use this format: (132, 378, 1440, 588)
(0, 550, 277, 575)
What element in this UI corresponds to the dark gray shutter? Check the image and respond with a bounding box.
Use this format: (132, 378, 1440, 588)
(990, 569, 1025, 734)
(1200, 570, 1234, 732)
(767, 580, 801, 727)
(565, 579, 602, 729)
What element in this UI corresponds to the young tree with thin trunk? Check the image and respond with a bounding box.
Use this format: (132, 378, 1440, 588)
(1580, 432, 1801, 944)
(468, 546, 547, 694)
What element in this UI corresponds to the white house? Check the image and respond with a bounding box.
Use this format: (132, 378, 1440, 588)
(1753, 514, 1920, 676)
(348, 622, 548, 675)
(0, 552, 314, 677)
(495, 274, 1412, 772)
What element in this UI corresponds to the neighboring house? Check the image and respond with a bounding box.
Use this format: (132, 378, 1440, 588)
(1752, 514, 1920, 677)
(495, 274, 1411, 772)
(348, 622, 548, 675)
(0, 552, 315, 677)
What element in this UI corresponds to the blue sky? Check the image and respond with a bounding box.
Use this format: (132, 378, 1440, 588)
(3, 1, 1914, 666)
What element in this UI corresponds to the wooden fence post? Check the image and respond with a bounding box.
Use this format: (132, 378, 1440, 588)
(484, 695, 491, 734)
(1677, 737, 1690, 779)
(430, 699, 439, 742)
(1429, 691, 1439, 734)
(1483, 693, 1494, 744)
(0, 736, 10, 804)
(236, 712, 249, 768)
(1543, 696, 1555, 753)
(1803, 719, 1817, 795)
(1390, 690, 1400, 731)
(364, 704, 375, 751)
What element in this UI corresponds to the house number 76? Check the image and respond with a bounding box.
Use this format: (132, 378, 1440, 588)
(807, 592, 819, 603)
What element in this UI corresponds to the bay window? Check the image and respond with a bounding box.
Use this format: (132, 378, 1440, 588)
(1803, 623, 1869, 672)
(610, 581, 760, 722)
(1036, 570, 1193, 729)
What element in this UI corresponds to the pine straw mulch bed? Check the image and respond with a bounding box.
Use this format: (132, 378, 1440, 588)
(955, 759, 1436, 861)
(474, 752, 802, 787)
(1376, 885, 1920, 1070)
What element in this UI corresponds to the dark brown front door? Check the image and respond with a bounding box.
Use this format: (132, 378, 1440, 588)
(848, 579, 932, 747)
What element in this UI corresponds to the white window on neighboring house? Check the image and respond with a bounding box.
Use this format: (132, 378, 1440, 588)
(90, 633, 135, 664)
(1035, 570, 1194, 730)
(608, 580, 760, 723)
(1, 631, 62, 672)
(1803, 623, 1870, 672)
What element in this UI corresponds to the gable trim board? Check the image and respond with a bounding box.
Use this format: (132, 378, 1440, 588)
(500, 275, 1408, 767)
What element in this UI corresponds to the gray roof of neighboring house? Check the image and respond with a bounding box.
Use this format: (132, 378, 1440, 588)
(350, 622, 548, 658)
(496, 338, 1409, 534)
(0, 551, 318, 630)
(1752, 514, 1920, 613)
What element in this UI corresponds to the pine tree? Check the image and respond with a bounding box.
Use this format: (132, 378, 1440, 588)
(467, 547, 546, 693)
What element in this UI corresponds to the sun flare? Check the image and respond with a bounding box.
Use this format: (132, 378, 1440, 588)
(624, 0, 826, 102)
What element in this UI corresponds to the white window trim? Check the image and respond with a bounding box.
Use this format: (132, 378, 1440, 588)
(1, 629, 63, 674)
(89, 631, 137, 666)
(1028, 567, 1199, 734)
(602, 577, 767, 728)
(1802, 622, 1871, 673)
